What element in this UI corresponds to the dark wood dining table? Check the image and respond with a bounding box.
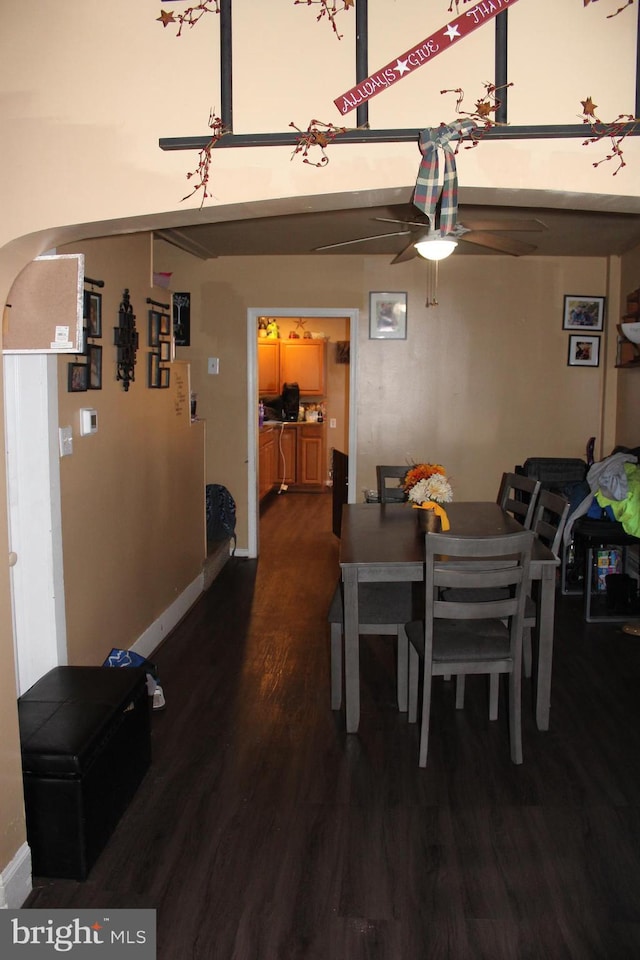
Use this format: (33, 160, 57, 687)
(338, 501, 560, 734)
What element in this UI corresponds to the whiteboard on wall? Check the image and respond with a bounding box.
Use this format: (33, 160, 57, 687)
(3, 254, 85, 354)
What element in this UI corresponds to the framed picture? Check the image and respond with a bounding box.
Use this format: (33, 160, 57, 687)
(159, 311, 171, 336)
(159, 340, 171, 362)
(568, 334, 600, 367)
(369, 292, 407, 340)
(68, 362, 88, 392)
(148, 351, 160, 387)
(84, 291, 102, 338)
(563, 295, 605, 331)
(173, 292, 191, 346)
(159, 366, 170, 389)
(148, 310, 163, 347)
(87, 343, 102, 389)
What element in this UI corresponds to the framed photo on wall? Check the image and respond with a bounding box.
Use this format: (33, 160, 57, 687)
(68, 362, 88, 392)
(88, 343, 102, 389)
(84, 290, 102, 338)
(568, 334, 600, 367)
(369, 291, 407, 340)
(563, 295, 605, 332)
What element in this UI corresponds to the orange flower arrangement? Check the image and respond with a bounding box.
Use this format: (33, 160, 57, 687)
(403, 463, 446, 494)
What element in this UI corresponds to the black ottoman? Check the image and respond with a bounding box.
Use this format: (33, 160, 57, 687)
(18, 666, 151, 880)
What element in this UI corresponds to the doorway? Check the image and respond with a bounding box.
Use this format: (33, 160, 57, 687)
(246, 307, 359, 558)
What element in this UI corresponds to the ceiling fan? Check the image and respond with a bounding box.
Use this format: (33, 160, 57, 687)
(315, 210, 548, 262)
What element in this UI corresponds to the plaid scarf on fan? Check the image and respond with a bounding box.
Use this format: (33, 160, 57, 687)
(413, 121, 477, 234)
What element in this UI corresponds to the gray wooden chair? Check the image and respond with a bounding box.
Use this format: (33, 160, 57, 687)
(497, 472, 541, 528)
(329, 463, 412, 712)
(376, 465, 408, 502)
(328, 581, 413, 712)
(521, 489, 570, 676)
(406, 529, 534, 767)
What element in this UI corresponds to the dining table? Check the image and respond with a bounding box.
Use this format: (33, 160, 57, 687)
(338, 501, 560, 734)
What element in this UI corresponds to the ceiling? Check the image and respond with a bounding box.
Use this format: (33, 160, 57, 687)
(154, 189, 640, 263)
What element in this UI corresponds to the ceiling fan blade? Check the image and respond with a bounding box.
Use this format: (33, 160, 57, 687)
(461, 231, 537, 256)
(374, 216, 432, 229)
(391, 240, 420, 264)
(314, 229, 411, 252)
(459, 218, 547, 233)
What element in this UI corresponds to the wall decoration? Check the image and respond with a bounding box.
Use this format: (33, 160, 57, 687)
(114, 288, 138, 391)
(563, 295, 605, 331)
(68, 362, 88, 392)
(336, 341, 350, 364)
(294, 0, 353, 39)
(84, 291, 102, 338)
(568, 334, 601, 367)
(88, 344, 102, 390)
(369, 292, 407, 340)
(289, 120, 350, 167)
(182, 109, 226, 205)
(149, 310, 164, 347)
(157, 2, 221, 35)
(173, 293, 191, 345)
(579, 95, 639, 175)
(334, 0, 521, 115)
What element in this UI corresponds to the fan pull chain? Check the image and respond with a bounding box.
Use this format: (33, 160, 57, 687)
(425, 261, 439, 307)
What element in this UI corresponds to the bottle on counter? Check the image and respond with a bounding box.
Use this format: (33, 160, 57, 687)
(259, 400, 264, 427)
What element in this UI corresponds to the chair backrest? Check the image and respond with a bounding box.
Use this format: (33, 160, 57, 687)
(424, 530, 534, 636)
(531, 489, 570, 557)
(376, 465, 408, 502)
(497, 472, 541, 528)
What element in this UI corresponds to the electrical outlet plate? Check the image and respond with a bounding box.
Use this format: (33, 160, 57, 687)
(208, 357, 219, 375)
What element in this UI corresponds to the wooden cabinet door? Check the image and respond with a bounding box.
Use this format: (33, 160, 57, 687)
(275, 426, 296, 483)
(258, 430, 276, 500)
(297, 425, 325, 486)
(258, 340, 280, 394)
(279, 340, 326, 395)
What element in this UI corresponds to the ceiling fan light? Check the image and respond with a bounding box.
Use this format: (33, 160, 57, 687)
(414, 237, 458, 261)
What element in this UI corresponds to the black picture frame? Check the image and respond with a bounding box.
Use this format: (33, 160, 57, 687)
(562, 295, 605, 332)
(173, 292, 191, 346)
(568, 334, 600, 367)
(160, 366, 170, 389)
(68, 362, 88, 392)
(159, 311, 171, 336)
(159, 340, 171, 362)
(149, 310, 162, 347)
(87, 343, 102, 389)
(148, 351, 160, 387)
(84, 290, 102, 338)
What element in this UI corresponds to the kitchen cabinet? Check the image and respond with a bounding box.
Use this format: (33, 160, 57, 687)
(274, 425, 296, 485)
(258, 429, 276, 501)
(297, 424, 325, 487)
(258, 339, 280, 394)
(279, 340, 326, 396)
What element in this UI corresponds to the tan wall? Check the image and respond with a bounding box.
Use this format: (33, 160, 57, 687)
(153, 246, 611, 529)
(56, 234, 206, 663)
(1, 0, 640, 890)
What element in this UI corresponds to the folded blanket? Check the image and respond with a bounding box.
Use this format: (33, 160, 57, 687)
(596, 463, 640, 538)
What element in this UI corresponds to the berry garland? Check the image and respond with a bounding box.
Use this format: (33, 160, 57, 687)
(293, 0, 353, 40)
(157, 2, 220, 35)
(580, 96, 639, 174)
(289, 119, 350, 166)
(183, 109, 227, 204)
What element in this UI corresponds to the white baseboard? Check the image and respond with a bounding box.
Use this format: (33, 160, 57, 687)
(0, 842, 32, 908)
(132, 571, 204, 661)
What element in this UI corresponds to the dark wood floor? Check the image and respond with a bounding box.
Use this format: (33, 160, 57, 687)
(25, 493, 640, 958)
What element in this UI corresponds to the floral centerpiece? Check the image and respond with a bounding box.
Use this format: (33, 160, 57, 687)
(403, 462, 453, 531)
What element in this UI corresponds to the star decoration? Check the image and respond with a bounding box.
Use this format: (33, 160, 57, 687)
(394, 58, 410, 76)
(443, 23, 460, 42)
(91, 924, 103, 931)
(157, 10, 176, 27)
(581, 96, 598, 116)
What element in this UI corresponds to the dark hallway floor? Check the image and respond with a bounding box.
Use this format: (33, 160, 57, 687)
(25, 492, 640, 958)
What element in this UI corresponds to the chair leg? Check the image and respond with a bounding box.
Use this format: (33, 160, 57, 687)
(523, 626, 533, 678)
(489, 674, 499, 721)
(408, 644, 419, 723)
(397, 625, 408, 712)
(419, 660, 433, 768)
(455, 675, 465, 709)
(508, 665, 523, 765)
(330, 622, 342, 710)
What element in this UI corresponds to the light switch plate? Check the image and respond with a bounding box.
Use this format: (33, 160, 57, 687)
(208, 357, 219, 375)
(59, 425, 73, 457)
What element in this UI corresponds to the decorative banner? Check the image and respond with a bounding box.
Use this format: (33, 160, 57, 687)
(334, 0, 521, 116)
